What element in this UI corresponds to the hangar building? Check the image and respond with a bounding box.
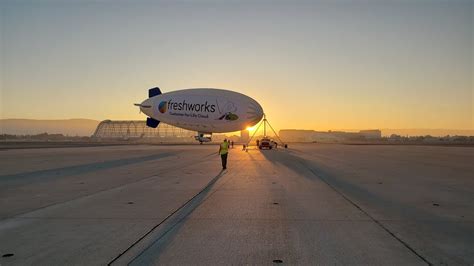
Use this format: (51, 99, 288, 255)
(92, 120, 196, 142)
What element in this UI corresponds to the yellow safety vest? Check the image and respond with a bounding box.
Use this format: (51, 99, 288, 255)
(220, 142, 229, 155)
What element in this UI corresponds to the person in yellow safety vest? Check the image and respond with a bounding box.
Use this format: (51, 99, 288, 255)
(219, 138, 230, 170)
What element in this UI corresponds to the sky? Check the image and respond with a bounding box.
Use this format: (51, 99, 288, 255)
(1, 0, 473, 132)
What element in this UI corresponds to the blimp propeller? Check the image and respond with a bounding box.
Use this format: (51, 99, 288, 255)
(133, 103, 151, 108)
(133, 103, 151, 115)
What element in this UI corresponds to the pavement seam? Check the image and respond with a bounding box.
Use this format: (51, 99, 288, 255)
(296, 157, 433, 266)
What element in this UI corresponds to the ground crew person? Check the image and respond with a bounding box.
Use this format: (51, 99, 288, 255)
(219, 138, 230, 170)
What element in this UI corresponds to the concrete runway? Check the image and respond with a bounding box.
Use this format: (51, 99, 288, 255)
(0, 144, 472, 265)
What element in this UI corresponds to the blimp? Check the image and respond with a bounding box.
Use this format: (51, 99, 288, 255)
(135, 87, 264, 143)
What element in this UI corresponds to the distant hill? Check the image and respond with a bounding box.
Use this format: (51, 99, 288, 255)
(0, 119, 100, 136)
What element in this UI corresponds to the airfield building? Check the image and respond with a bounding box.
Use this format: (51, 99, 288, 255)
(279, 129, 382, 142)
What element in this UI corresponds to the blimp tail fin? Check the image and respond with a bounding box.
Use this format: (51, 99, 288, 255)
(149, 87, 162, 98)
(146, 117, 160, 128)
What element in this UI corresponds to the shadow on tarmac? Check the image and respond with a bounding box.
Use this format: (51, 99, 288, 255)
(0, 153, 176, 186)
(259, 148, 473, 265)
(126, 169, 227, 265)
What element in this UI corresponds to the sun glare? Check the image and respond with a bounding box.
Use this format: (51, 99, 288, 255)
(246, 125, 257, 132)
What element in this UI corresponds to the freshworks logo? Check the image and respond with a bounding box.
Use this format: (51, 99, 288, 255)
(158, 101, 168, 113)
